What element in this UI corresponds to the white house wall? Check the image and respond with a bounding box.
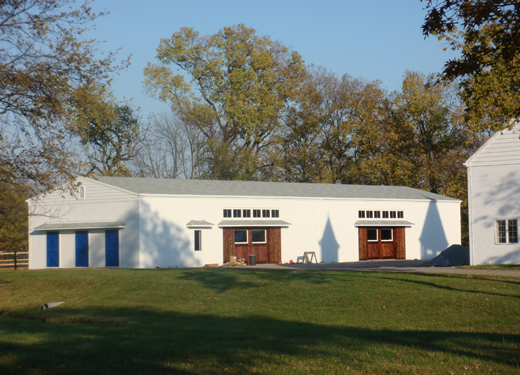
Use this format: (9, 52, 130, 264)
(139, 195, 461, 268)
(468, 164, 520, 264)
(28, 178, 140, 269)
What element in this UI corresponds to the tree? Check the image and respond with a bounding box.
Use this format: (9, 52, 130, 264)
(69, 84, 143, 176)
(132, 111, 206, 179)
(144, 24, 305, 180)
(280, 67, 389, 185)
(0, 180, 28, 252)
(0, 0, 127, 191)
(422, 0, 520, 129)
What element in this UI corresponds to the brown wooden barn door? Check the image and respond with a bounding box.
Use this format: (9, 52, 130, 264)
(359, 227, 405, 260)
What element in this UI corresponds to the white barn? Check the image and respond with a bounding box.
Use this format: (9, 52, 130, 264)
(28, 177, 461, 269)
(465, 125, 520, 265)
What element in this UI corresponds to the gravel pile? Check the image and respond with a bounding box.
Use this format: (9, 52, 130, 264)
(426, 244, 470, 267)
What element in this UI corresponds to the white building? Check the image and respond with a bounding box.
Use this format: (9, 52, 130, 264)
(28, 177, 461, 269)
(465, 125, 520, 265)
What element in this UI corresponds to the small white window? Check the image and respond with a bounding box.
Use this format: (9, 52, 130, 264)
(79, 186, 85, 199)
(381, 229, 393, 242)
(233, 209, 241, 218)
(252, 230, 266, 243)
(359, 210, 365, 219)
(223, 209, 232, 218)
(262, 209, 270, 218)
(382, 211, 389, 219)
(390, 211, 397, 219)
(496, 219, 518, 244)
(271, 210, 279, 218)
(366, 211, 373, 219)
(397, 211, 404, 219)
(253, 209, 261, 218)
(234, 230, 248, 244)
(194, 230, 202, 251)
(374, 211, 381, 219)
(367, 228, 378, 242)
(243, 209, 251, 218)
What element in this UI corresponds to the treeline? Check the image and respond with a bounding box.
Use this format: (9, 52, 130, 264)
(0, 7, 493, 252)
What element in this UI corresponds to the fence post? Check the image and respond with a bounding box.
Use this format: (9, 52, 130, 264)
(14, 249, 17, 271)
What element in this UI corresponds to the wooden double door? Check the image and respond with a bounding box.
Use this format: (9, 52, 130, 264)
(223, 228, 281, 264)
(358, 227, 405, 260)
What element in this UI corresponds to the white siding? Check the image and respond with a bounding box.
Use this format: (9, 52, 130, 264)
(467, 126, 520, 167)
(28, 178, 139, 269)
(468, 164, 520, 264)
(139, 195, 461, 268)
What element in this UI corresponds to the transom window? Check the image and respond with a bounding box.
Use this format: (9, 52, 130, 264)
(271, 210, 279, 218)
(243, 209, 251, 218)
(496, 219, 518, 244)
(359, 210, 405, 220)
(262, 209, 270, 218)
(233, 209, 241, 218)
(225, 209, 279, 218)
(223, 209, 232, 218)
(253, 209, 261, 218)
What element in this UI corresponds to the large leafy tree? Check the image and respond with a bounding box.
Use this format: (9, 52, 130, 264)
(70, 84, 143, 176)
(422, 0, 520, 129)
(144, 24, 305, 180)
(0, 0, 126, 192)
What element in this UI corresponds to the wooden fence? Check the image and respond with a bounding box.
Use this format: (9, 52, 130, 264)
(0, 250, 28, 270)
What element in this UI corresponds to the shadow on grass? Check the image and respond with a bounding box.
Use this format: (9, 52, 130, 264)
(356, 272, 520, 299)
(1, 308, 519, 375)
(175, 269, 338, 293)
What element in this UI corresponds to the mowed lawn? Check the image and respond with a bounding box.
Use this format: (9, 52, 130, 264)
(0, 269, 519, 375)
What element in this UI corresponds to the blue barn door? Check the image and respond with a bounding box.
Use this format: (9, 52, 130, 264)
(76, 231, 89, 267)
(47, 232, 59, 267)
(105, 230, 119, 267)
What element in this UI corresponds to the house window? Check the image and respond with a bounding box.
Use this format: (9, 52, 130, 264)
(366, 211, 373, 219)
(381, 229, 393, 241)
(233, 209, 241, 218)
(252, 230, 266, 243)
(271, 210, 279, 218)
(359, 210, 365, 219)
(374, 211, 381, 219)
(367, 228, 378, 241)
(253, 209, 261, 218)
(79, 186, 85, 199)
(390, 211, 397, 219)
(235, 230, 248, 244)
(223, 209, 232, 218)
(243, 209, 251, 218)
(382, 211, 389, 219)
(397, 211, 404, 219)
(194, 230, 202, 251)
(262, 209, 270, 218)
(497, 219, 518, 244)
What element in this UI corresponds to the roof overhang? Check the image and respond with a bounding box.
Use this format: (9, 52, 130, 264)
(186, 220, 214, 228)
(354, 220, 414, 227)
(34, 221, 126, 231)
(218, 219, 291, 228)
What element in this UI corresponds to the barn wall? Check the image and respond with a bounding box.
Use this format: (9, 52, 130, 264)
(467, 163, 520, 265)
(28, 178, 139, 269)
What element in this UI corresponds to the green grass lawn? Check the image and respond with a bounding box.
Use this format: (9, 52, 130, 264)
(458, 264, 520, 270)
(0, 268, 519, 374)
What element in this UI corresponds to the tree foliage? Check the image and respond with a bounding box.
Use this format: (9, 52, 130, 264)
(144, 24, 305, 180)
(0, 0, 127, 191)
(69, 84, 143, 176)
(422, 0, 520, 129)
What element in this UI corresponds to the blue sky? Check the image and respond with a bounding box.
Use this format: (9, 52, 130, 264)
(86, 0, 457, 119)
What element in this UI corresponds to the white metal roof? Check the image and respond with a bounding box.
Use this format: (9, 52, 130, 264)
(94, 177, 458, 201)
